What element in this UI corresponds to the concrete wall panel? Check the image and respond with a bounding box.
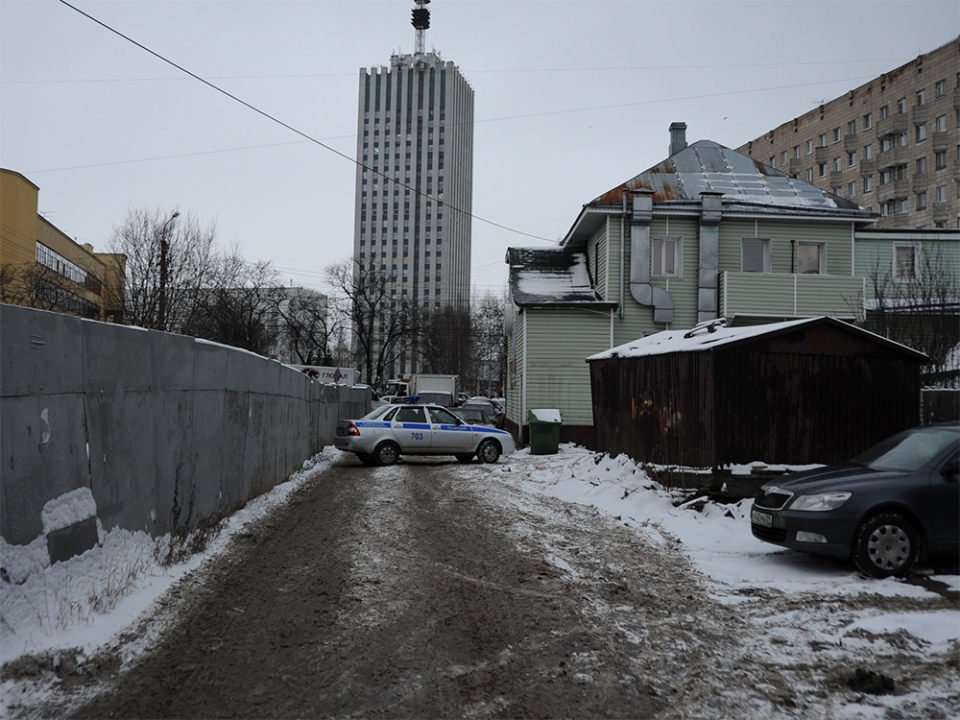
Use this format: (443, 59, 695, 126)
(0, 305, 364, 558)
(0, 306, 84, 397)
(0, 394, 91, 545)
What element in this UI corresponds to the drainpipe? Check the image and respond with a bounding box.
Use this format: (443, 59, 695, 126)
(629, 189, 674, 324)
(620, 190, 627, 320)
(697, 192, 722, 324)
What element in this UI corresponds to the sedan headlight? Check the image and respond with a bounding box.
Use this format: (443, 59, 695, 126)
(790, 491, 852, 512)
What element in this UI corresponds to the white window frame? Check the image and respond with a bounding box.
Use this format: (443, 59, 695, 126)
(863, 175, 873, 192)
(652, 235, 683, 279)
(797, 241, 826, 275)
(893, 242, 921, 283)
(741, 237, 772, 274)
(863, 112, 873, 129)
(864, 143, 873, 160)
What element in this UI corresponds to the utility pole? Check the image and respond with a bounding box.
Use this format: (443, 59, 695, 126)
(158, 211, 179, 331)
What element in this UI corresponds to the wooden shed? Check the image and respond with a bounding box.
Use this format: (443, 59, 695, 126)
(587, 317, 928, 468)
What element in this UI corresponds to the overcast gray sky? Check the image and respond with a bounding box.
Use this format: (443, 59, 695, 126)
(2, 0, 957, 297)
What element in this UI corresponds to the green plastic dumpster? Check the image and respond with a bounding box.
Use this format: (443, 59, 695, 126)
(528, 408, 561, 455)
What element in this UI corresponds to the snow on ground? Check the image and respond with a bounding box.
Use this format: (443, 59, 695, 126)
(2, 444, 958, 718)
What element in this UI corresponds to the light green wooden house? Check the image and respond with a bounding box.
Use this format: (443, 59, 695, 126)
(505, 123, 878, 447)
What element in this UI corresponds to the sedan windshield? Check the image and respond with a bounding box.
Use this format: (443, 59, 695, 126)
(850, 427, 959, 472)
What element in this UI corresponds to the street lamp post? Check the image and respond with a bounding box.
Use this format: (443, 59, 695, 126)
(158, 211, 180, 331)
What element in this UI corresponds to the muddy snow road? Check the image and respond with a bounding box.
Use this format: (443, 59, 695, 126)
(25, 452, 959, 718)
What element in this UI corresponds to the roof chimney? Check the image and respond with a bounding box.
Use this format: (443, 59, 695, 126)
(669, 122, 687, 156)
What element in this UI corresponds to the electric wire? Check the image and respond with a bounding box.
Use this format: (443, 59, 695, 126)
(55, 0, 555, 244)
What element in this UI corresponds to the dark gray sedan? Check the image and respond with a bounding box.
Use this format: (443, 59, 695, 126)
(751, 422, 959, 578)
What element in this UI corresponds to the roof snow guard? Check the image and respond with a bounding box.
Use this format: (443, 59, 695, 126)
(507, 247, 616, 309)
(591, 140, 872, 217)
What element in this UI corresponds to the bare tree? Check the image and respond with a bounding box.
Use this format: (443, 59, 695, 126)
(325, 259, 417, 387)
(861, 244, 960, 380)
(183, 253, 285, 356)
(0, 261, 100, 317)
(273, 288, 337, 365)
(418, 303, 471, 376)
(103, 207, 219, 332)
(467, 290, 508, 396)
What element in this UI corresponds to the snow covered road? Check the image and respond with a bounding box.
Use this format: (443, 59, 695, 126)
(2, 446, 958, 718)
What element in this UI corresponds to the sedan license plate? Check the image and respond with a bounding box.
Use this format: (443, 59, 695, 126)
(751, 509, 773, 527)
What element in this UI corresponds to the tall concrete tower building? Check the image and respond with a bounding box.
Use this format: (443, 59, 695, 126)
(352, 0, 474, 376)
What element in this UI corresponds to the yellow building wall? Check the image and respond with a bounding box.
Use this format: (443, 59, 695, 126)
(0, 169, 40, 268)
(1, 168, 124, 321)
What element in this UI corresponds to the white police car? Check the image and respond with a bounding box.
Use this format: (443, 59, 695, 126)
(335, 402, 516, 466)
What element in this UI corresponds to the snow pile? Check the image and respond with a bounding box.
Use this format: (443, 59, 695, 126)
(0, 450, 336, 667)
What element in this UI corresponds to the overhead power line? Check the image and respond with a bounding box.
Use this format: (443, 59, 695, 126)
(55, 0, 556, 245)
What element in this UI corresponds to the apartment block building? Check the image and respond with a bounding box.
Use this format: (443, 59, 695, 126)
(737, 37, 959, 230)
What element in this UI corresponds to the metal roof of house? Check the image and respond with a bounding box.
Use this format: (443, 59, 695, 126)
(586, 316, 928, 361)
(506, 247, 617, 308)
(562, 140, 875, 247)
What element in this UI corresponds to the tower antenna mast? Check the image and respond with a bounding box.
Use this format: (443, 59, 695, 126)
(412, 0, 430, 55)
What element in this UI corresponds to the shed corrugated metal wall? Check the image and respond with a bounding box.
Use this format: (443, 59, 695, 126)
(590, 323, 923, 468)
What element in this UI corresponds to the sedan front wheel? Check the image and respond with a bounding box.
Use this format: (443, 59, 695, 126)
(853, 512, 920, 578)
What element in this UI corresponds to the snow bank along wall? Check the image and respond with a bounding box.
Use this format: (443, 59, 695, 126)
(0, 304, 368, 558)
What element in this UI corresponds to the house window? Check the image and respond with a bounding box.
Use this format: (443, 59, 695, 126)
(849, 180, 857, 196)
(864, 143, 873, 160)
(916, 123, 926, 142)
(880, 170, 891, 185)
(881, 137, 892, 153)
(833, 127, 841, 143)
(936, 150, 947, 170)
(863, 112, 873, 129)
(847, 120, 856, 135)
(935, 80, 946, 99)
(894, 243, 920, 283)
(935, 115, 947, 132)
(806, 139, 814, 155)
(805, 167, 814, 182)
(916, 191, 927, 210)
(936, 185, 948, 203)
(833, 156, 842, 172)
(897, 97, 907, 113)
(818, 163, 827, 178)
(652, 235, 682, 278)
(917, 156, 927, 174)
(880, 105, 889, 120)
(819, 133, 828, 147)
(848, 151, 857, 167)
(917, 89, 926, 106)
(863, 175, 873, 192)
(793, 145, 801, 159)
(797, 242, 825, 274)
(741, 238, 772, 273)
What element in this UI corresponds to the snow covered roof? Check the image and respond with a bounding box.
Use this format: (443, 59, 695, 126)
(507, 247, 617, 308)
(592, 140, 870, 213)
(587, 316, 929, 361)
(561, 139, 875, 249)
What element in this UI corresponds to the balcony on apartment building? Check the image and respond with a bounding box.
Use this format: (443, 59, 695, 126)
(719, 271, 865, 322)
(878, 147, 909, 168)
(876, 114, 909, 137)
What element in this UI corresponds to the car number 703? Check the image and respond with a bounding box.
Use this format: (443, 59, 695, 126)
(410, 432, 424, 440)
